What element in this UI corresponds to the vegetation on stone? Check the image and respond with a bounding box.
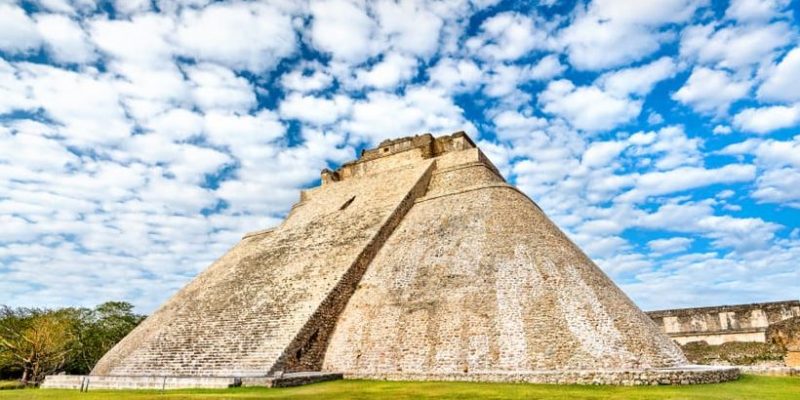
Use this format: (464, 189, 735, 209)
(1, 375, 800, 400)
(680, 341, 785, 366)
(0, 302, 143, 385)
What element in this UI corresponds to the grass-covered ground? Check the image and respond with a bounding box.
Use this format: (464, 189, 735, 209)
(0, 381, 23, 391)
(0, 375, 798, 399)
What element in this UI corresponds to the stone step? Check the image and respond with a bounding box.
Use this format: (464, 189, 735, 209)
(242, 372, 344, 388)
(42, 372, 343, 390)
(42, 375, 238, 390)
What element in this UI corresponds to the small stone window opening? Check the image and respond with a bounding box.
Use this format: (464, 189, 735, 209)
(382, 147, 389, 153)
(339, 196, 356, 210)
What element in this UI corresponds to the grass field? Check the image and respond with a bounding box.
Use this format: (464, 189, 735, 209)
(0, 375, 798, 399)
(0, 381, 23, 391)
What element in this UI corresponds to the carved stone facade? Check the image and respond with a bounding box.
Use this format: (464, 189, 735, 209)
(647, 301, 800, 345)
(767, 316, 800, 367)
(47, 132, 739, 389)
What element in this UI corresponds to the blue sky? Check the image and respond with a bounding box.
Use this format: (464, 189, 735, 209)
(0, 0, 798, 313)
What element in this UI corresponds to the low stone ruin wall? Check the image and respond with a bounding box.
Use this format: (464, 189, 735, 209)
(41, 375, 238, 390)
(647, 300, 800, 346)
(737, 366, 800, 376)
(344, 366, 740, 386)
(41, 372, 343, 390)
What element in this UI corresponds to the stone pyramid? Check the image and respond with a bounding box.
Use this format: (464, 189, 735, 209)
(73, 132, 736, 388)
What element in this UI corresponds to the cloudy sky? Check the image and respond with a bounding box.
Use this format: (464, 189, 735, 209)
(1, 0, 798, 313)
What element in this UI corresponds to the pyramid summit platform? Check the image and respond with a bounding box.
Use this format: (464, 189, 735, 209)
(44, 132, 738, 389)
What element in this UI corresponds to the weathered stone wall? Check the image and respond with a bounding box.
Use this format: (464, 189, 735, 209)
(679, 341, 785, 366)
(342, 366, 739, 386)
(88, 131, 731, 386)
(322, 145, 686, 375)
(766, 316, 800, 366)
(647, 301, 800, 345)
(92, 154, 435, 377)
(787, 352, 800, 367)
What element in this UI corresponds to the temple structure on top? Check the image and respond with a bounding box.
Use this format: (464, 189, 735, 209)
(44, 132, 739, 389)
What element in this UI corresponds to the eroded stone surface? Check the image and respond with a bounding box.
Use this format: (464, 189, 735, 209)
(322, 144, 685, 374)
(648, 301, 800, 345)
(82, 132, 735, 387)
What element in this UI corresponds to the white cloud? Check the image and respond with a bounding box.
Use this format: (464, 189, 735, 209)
(679, 22, 793, 71)
(2, 0, 799, 314)
(725, 0, 791, 22)
(560, 0, 704, 70)
(713, 125, 732, 135)
(483, 64, 531, 98)
(596, 57, 676, 97)
(35, 14, 96, 64)
(142, 108, 204, 141)
(427, 58, 482, 93)
(720, 136, 800, 168)
(342, 87, 474, 144)
(733, 104, 800, 134)
(175, 2, 298, 72)
(185, 63, 256, 112)
(14, 63, 132, 147)
(585, 0, 706, 25)
(752, 167, 800, 207)
(310, 0, 377, 64)
(279, 93, 352, 125)
(672, 67, 751, 114)
(648, 237, 693, 255)
(204, 110, 286, 153)
(647, 112, 664, 125)
(89, 14, 175, 67)
(0, 60, 36, 114)
(721, 136, 800, 208)
(280, 62, 333, 93)
(717, 189, 736, 199)
(628, 125, 702, 170)
(110, 63, 190, 120)
(636, 199, 779, 251)
(0, 4, 42, 53)
(354, 53, 418, 89)
(560, 18, 662, 71)
(374, 0, 443, 58)
(123, 135, 231, 184)
(538, 79, 642, 131)
(757, 47, 800, 102)
(617, 164, 756, 203)
(695, 214, 780, 250)
(0, 124, 79, 173)
(581, 140, 629, 169)
(35, 0, 83, 14)
(529, 54, 566, 80)
(114, 0, 153, 16)
(466, 12, 550, 61)
(492, 110, 548, 141)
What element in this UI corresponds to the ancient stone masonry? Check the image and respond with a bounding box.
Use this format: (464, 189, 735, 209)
(45, 132, 738, 389)
(766, 316, 800, 367)
(647, 300, 800, 345)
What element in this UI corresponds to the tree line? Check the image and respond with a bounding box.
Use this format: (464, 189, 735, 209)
(0, 302, 144, 386)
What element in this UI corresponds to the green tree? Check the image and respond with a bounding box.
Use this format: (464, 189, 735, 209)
(0, 307, 74, 385)
(67, 301, 144, 374)
(0, 301, 144, 383)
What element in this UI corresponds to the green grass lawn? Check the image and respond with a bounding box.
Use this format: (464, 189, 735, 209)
(0, 375, 797, 399)
(0, 381, 24, 391)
